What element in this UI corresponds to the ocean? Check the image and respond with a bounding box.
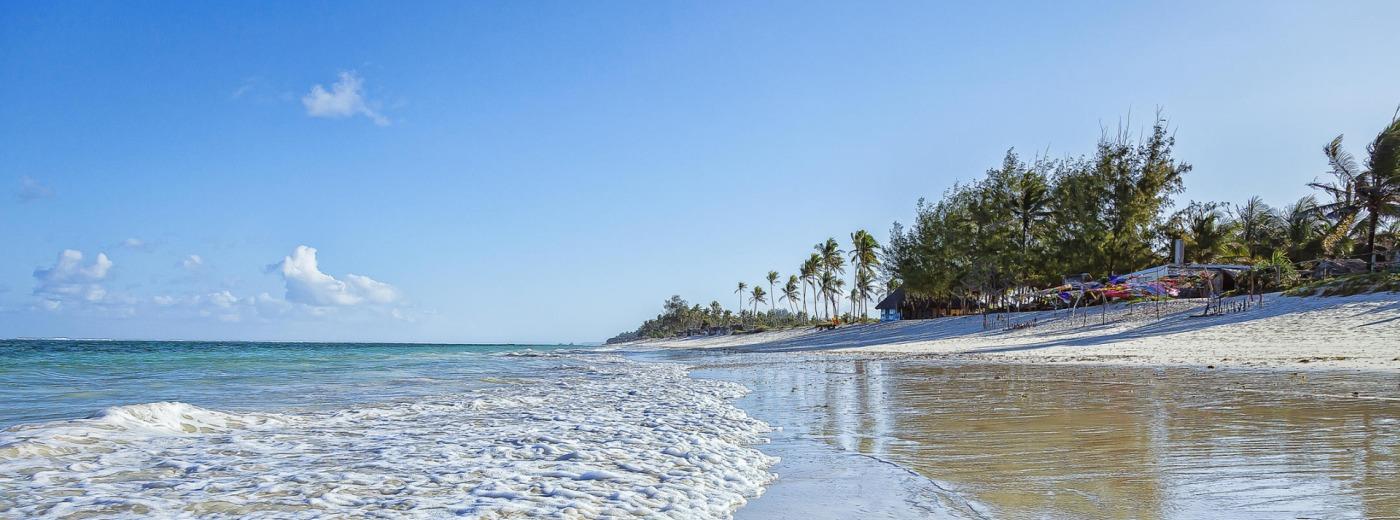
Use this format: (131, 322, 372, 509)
(0, 340, 775, 518)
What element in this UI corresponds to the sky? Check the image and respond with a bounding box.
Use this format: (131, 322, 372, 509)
(2, 1, 1399, 343)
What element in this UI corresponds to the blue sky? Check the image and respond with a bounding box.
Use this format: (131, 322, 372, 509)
(3, 1, 1398, 343)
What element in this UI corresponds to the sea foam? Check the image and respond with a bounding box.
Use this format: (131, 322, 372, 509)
(0, 356, 776, 519)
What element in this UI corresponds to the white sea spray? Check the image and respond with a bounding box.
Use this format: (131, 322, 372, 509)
(0, 356, 777, 519)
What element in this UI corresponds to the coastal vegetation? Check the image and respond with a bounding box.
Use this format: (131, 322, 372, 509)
(608, 109, 1400, 343)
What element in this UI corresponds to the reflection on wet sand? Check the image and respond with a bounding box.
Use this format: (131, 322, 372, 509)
(709, 358, 1399, 519)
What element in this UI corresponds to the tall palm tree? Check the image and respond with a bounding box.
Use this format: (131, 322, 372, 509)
(798, 259, 812, 318)
(734, 282, 747, 318)
(817, 270, 835, 319)
(1311, 114, 1400, 269)
(781, 275, 801, 314)
(848, 230, 881, 318)
(765, 271, 779, 312)
(801, 254, 821, 318)
(816, 238, 845, 319)
(853, 268, 876, 319)
(830, 278, 846, 320)
(819, 238, 845, 278)
(749, 286, 767, 315)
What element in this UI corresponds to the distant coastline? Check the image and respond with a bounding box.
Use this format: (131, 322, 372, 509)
(619, 291, 1400, 372)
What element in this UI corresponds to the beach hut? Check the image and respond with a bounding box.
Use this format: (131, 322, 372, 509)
(875, 287, 980, 320)
(875, 288, 904, 321)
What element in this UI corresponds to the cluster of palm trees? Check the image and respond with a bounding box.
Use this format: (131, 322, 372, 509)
(734, 232, 884, 324)
(610, 109, 1400, 343)
(883, 110, 1400, 314)
(1173, 114, 1400, 270)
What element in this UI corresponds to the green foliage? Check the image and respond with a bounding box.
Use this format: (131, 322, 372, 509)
(1284, 272, 1400, 297)
(889, 114, 1191, 304)
(605, 295, 818, 343)
(1310, 111, 1400, 268)
(612, 109, 1400, 341)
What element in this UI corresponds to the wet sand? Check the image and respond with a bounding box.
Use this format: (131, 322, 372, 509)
(683, 353, 1400, 519)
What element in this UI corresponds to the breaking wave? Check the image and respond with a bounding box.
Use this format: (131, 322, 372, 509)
(0, 357, 776, 519)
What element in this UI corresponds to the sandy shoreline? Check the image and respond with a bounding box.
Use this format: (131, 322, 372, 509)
(620, 292, 1400, 371)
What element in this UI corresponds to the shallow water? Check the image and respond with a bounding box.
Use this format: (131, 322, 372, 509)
(0, 340, 578, 428)
(691, 354, 1400, 519)
(0, 341, 776, 518)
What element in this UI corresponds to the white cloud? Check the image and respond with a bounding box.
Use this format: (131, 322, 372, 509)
(301, 71, 389, 126)
(120, 238, 151, 251)
(207, 290, 238, 308)
(32, 249, 113, 310)
(270, 245, 400, 307)
(17, 176, 55, 202)
(182, 254, 204, 270)
(345, 273, 399, 304)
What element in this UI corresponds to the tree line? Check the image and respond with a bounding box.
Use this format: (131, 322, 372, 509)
(609, 109, 1400, 342)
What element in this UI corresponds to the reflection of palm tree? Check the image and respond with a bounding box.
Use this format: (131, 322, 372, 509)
(766, 271, 779, 312)
(1311, 115, 1400, 269)
(749, 286, 767, 315)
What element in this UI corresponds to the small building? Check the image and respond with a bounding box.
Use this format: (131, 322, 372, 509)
(875, 288, 904, 321)
(874, 287, 981, 320)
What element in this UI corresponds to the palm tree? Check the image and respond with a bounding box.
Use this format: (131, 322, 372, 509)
(830, 277, 846, 320)
(749, 286, 767, 315)
(853, 268, 876, 319)
(815, 238, 845, 319)
(819, 238, 845, 278)
(765, 271, 779, 312)
(1170, 201, 1233, 263)
(1231, 196, 1282, 261)
(816, 270, 835, 320)
(800, 259, 817, 319)
(1311, 114, 1400, 269)
(734, 282, 747, 319)
(781, 275, 801, 314)
(1282, 195, 1325, 262)
(848, 230, 881, 318)
(801, 254, 821, 318)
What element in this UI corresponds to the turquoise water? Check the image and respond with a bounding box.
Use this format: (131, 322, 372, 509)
(0, 340, 580, 428)
(0, 340, 777, 518)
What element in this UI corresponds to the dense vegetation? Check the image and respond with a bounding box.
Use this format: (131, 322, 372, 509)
(608, 109, 1400, 343)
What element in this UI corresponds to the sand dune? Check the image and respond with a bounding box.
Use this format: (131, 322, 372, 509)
(625, 293, 1400, 371)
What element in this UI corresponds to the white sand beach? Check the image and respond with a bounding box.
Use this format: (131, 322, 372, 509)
(624, 292, 1400, 371)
